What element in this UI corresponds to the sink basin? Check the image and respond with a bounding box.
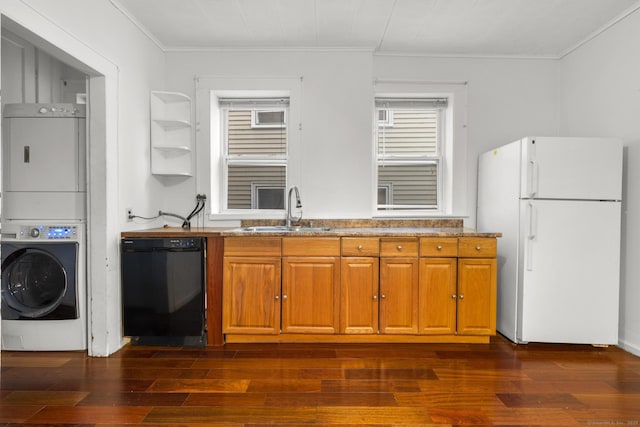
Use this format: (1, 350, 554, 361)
(240, 226, 331, 233)
(287, 226, 332, 232)
(241, 226, 290, 232)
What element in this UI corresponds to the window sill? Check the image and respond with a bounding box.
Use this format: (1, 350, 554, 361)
(373, 210, 467, 219)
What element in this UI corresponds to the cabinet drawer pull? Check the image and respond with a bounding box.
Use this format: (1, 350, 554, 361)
(357, 245, 363, 251)
(437, 245, 443, 250)
(397, 245, 403, 251)
(476, 246, 482, 251)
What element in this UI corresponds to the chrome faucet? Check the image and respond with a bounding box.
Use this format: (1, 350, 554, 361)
(286, 185, 302, 227)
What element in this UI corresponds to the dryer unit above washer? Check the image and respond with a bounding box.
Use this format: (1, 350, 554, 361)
(2, 103, 87, 221)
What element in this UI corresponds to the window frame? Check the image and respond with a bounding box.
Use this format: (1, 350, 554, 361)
(374, 98, 446, 213)
(220, 99, 289, 213)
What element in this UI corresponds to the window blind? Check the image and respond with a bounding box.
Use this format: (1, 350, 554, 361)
(218, 98, 289, 108)
(375, 97, 447, 109)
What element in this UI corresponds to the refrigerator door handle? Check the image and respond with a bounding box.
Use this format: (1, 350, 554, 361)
(527, 202, 536, 271)
(527, 160, 538, 197)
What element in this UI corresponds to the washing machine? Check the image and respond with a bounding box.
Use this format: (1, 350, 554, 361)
(1, 221, 86, 350)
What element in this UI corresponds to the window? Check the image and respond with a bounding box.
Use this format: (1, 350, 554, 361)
(377, 109, 394, 127)
(375, 97, 447, 212)
(219, 97, 288, 211)
(251, 110, 286, 128)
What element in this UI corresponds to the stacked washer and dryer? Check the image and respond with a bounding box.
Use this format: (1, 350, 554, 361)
(1, 104, 87, 351)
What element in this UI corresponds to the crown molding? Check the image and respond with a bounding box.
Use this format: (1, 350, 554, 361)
(109, 0, 165, 51)
(109, 0, 640, 59)
(559, 0, 640, 58)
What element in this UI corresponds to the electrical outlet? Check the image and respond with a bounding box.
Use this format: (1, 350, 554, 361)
(126, 208, 133, 222)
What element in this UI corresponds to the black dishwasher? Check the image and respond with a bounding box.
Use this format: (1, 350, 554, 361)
(121, 237, 206, 346)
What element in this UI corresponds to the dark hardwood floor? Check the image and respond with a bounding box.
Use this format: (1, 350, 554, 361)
(1, 334, 640, 426)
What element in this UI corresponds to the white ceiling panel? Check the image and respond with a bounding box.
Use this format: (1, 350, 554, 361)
(114, 0, 640, 56)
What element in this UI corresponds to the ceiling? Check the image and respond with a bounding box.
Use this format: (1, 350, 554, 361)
(113, 0, 640, 57)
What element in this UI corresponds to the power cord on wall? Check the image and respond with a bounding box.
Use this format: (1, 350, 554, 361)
(127, 194, 207, 229)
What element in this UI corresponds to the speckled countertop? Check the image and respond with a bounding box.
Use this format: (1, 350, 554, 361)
(121, 219, 501, 238)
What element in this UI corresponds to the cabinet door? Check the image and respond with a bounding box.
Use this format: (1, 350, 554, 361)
(341, 257, 379, 334)
(379, 258, 419, 334)
(223, 257, 281, 334)
(419, 258, 457, 335)
(282, 257, 340, 334)
(457, 258, 497, 335)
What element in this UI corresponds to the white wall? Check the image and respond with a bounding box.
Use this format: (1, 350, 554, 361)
(559, 9, 640, 355)
(164, 51, 559, 226)
(164, 50, 374, 222)
(374, 55, 560, 227)
(1, 0, 165, 355)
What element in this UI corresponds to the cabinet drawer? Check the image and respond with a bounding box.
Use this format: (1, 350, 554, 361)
(420, 237, 458, 257)
(224, 237, 281, 256)
(282, 237, 340, 256)
(380, 238, 419, 257)
(459, 238, 497, 258)
(341, 237, 379, 257)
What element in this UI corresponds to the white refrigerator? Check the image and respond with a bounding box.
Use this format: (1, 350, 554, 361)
(477, 137, 623, 344)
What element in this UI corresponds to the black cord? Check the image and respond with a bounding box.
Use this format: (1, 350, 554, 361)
(186, 197, 206, 222)
(130, 214, 161, 220)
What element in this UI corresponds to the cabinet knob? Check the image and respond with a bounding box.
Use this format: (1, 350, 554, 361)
(372, 295, 378, 300)
(357, 245, 363, 251)
(437, 245, 443, 250)
(459, 294, 465, 300)
(476, 246, 482, 251)
(282, 295, 288, 300)
(397, 245, 403, 251)
(380, 294, 386, 299)
(451, 294, 457, 299)
(275, 295, 280, 300)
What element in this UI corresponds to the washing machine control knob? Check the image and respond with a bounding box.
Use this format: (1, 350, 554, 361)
(30, 228, 40, 238)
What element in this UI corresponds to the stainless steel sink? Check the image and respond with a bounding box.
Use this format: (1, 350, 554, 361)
(239, 226, 331, 232)
(287, 226, 332, 232)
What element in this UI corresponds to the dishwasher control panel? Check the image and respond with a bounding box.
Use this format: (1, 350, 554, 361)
(121, 237, 204, 251)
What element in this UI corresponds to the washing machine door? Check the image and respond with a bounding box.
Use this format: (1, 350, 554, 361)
(1, 248, 68, 319)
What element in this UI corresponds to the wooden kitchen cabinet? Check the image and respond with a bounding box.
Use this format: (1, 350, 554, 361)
(419, 237, 497, 336)
(457, 258, 497, 335)
(341, 237, 380, 334)
(281, 238, 340, 334)
(418, 238, 458, 335)
(419, 258, 458, 334)
(222, 256, 281, 334)
(379, 238, 419, 334)
(223, 237, 282, 334)
(457, 238, 497, 336)
(221, 234, 498, 344)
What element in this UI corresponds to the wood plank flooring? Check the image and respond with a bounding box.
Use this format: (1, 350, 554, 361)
(1, 334, 640, 426)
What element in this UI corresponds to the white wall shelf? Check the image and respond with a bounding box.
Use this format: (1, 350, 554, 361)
(150, 91, 193, 176)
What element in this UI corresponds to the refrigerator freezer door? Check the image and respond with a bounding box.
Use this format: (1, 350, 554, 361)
(520, 137, 622, 201)
(518, 199, 621, 344)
